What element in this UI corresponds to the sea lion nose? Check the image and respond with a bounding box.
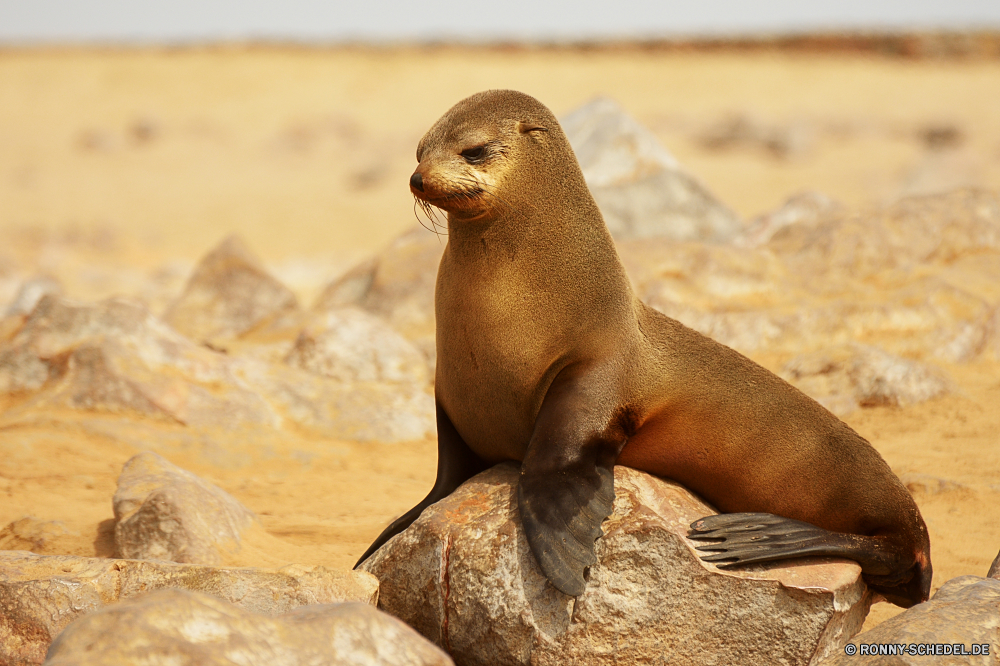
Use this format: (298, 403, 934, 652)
(409, 172, 424, 192)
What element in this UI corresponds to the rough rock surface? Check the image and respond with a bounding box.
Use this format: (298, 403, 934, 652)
(780, 345, 952, 416)
(164, 235, 300, 343)
(315, 227, 443, 363)
(285, 306, 430, 385)
(113, 451, 259, 564)
(828, 576, 1000, 665)
(0, 550, 379, 665)
(623, 190, 1000, 364)
(740, 191, 845, 247)
(43, 589, 452, 666)
(0, 517, 76, 554)
(0, 293, 434, 442)
(0, 294, 280, 427)
(361, 464, 871, 666)
(561, 96, 743, 242)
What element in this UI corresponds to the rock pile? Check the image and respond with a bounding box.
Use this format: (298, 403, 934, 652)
(43, 590, 453, 666)
(361, 464, 871, 666)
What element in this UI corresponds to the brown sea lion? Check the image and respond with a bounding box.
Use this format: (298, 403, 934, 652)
(355, 90, 932, 608)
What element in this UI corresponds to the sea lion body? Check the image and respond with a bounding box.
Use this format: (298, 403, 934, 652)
(358, 90, 932, 608)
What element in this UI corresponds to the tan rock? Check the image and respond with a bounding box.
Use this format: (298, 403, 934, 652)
(741, 191, 845, 247)
(5, 276, 62, 317)
(781, 345, 952, 416)
(0, 294, 280, 428)
(315, 228, 443, 363)
(561, 96, 743, 243)
(829, 576, 999, 665)
(770, 189, 1000, 281)
(235, 358, 435, 442)
(0, 517, 77, 554)
(164, 235, 300, 343)
(113, 451, 259, 564)
(361, 464, 871, 666)
(285, 306, 430, 385)
(0, 551, 379, 665)
(43, 589, 451, 666)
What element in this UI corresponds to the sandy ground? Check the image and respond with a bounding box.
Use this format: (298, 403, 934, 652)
(1, 45, 1000, 632)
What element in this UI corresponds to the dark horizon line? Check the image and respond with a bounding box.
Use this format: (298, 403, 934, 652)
(2, 29, 1000, 59)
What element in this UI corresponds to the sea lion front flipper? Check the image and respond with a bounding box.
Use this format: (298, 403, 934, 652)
(516, 369, 629, 596)
(688, 512, 901, 575)
(354, 401, 487, 569)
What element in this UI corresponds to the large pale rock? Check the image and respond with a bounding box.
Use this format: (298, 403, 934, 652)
(0, 551, 379, 665)
(315, 228, 443, 362)
(621, 191, 1000, 362)
(828, 576, 1000, 665)
(113, 451, 259, 564)
(781, 345, 952, 416)
(4, 276, 62, 317)
(0, 294, 280, 427)
(561, 96, 743, 242)
(0, 294, 432, 442)
(285, 306, 430, 385)
(361, 464, 871, 666)
(740, 191, 845, 247)
(235, 358, 435, 442)
(43, 589, 452, 666)
(164, 235, 300, 343)
(769, 189, 1000, 281)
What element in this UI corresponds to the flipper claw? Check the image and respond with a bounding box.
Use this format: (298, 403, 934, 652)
(687, 512, 853, 568)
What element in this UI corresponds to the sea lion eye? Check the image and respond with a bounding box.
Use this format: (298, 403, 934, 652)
(460, 145, 487, 163)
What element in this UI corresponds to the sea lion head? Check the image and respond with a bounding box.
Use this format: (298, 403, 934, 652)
(409, 90, 583, 223)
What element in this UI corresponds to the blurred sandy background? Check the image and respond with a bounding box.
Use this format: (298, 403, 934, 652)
(2, 42, 1000, 631)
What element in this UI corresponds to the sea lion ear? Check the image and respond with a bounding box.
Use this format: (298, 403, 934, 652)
(517, 121, 548, 135)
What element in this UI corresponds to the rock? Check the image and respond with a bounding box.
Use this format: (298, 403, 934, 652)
(285, 306, 430, 385)
(781, 345, 952, 416)
(314, 228, 443, 362)
(829, 576, 999, 665)
(43, 589, 452, 666)
(561, 96, 743, 242)
(0, 550, 379, 665)
(769, 190, 1000, 281)
(164, 235, 300, 344)
(361, 464, 870, 666)
(113, 451, 259, 565)
(741, 191, 845, 247)
(0, 517, 76, 554)
(0, 294, 280, 428)
(5, 276, 62, 317)
(235, 359, 435, 442)
(700, 112, 814, 159)
(989, 552, 1000, 579)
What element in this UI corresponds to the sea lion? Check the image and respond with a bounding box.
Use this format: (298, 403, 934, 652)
(355, 90, 932, 608)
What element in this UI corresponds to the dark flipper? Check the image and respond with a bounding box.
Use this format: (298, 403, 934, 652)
(516, 366, 630, 596)
(354, 401, 486, 569)
(518, 464, 615, 596)
(690, 512, 931, 608)
(688, 513, 880, 567)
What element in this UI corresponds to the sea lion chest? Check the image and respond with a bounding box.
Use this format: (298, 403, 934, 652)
(434, 247, 576, 464)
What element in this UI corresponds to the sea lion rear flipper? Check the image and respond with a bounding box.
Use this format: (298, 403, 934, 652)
(354, 402, 487, 569)
(516, 370, 629, 596)
(688, 512, 900, 574)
